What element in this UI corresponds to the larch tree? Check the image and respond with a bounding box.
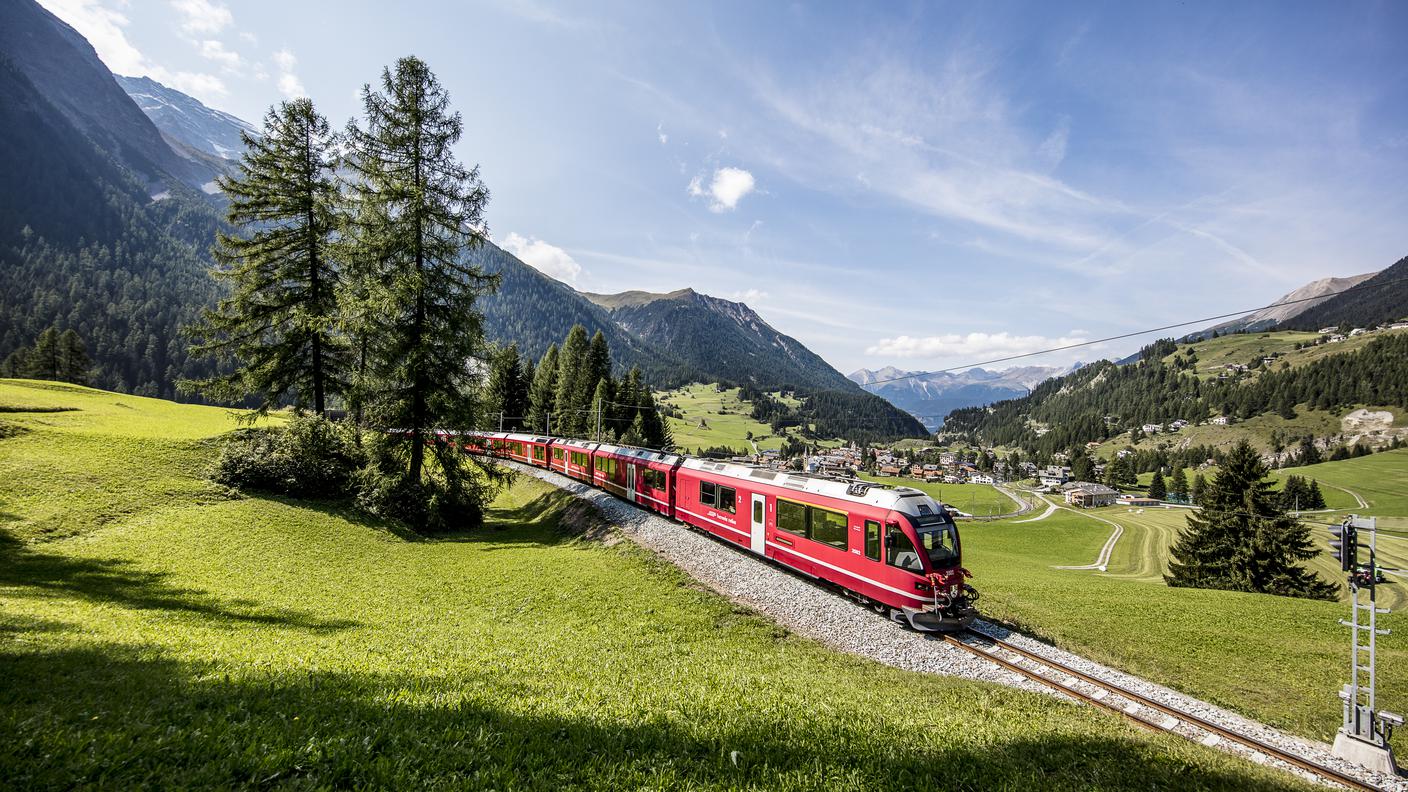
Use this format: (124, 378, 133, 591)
(1166, 441, 1336, 600)
(185, 98, 347, 416)
(343, 56, 498, 518)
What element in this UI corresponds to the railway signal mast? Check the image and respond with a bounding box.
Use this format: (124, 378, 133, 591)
(1329, 515, 1401, 774)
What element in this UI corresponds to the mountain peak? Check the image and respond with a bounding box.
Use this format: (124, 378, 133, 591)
(116, 74, 256, 166)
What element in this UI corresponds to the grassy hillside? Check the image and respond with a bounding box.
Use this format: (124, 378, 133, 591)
(0, 379, 1315, 789)
(1165, 327, 1408, 382)
(857, 473, 1026, 517)
(969, 501, 1406, 752)
(657, 384, 842, 454)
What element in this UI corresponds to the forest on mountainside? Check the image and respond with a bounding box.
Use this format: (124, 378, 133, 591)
(742, 385, 927, 443)
(944, 334, 1408, 454)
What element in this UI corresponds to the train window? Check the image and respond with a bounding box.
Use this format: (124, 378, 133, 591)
(700, 481, 718, 507)
(810, 507, 847, 549)
(864, 520, 881, 561)
(718, 486, 736, 514)
(553, 448, 564, 460)
(753, 499, 763, 524)
(887, 526, 924, 573)
(777, 499, 807, 536)
(533, 446, 545, 461)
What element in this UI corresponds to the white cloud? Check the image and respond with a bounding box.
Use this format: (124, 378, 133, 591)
(170, 0, 232, 35)
(37, 0, 227, 99)
(866, 331, 1091, 361)
(657, 123, 668, 145)
(272, 48, 305, 98)
(197, 39, 241, 71)
(501, 232, 583, 285)
(688, 166, 756, 212)
(730, 289, 768, 303)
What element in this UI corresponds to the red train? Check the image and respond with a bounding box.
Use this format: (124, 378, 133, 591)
(457, 431, 978, 631)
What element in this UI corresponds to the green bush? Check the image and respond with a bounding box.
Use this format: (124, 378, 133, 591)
(354, 436, 487, 532)
(212, 416, 365, 498)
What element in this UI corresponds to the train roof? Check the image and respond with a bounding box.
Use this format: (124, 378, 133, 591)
(594, 443, 681, 465)
(679, 457, 946, 516)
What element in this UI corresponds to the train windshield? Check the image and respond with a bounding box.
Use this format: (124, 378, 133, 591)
(912, 518, 959, 567)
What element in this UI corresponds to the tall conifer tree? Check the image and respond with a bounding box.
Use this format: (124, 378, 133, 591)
(185, 98, 346, 416)
(344, 56, 496, 493)
(553, 325, 590, 436)
(1166, 441, 1335, 600)
(527, 344, 558, 432)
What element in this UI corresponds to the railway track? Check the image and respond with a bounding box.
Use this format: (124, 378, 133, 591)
(944, 628, 1388, 791)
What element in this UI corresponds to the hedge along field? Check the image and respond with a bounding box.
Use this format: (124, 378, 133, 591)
(0, 380, 1319, 790)
(963, 506, 1406, 755)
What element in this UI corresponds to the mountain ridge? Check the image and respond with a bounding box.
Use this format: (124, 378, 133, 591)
(849, 363, 1075, 429)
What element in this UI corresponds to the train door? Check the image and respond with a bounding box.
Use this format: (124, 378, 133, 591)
(626, 463, 637, 502)
(750, 493, 766, 554)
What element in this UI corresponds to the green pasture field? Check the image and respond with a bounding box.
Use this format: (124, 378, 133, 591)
(857, 472, 1026, 517)
(0, 379, 1317, 789)
(967, 499, 1405, 753)
(656, 383, 842, 454)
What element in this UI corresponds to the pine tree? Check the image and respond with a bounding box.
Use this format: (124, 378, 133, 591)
(26, 327, 61, 380)
(1070, 447, 1094, 482)
(527, 344, 558, 433)
(590, 378, 611, 441)
(57, 329, 91, 385)
(1298, 435, 1321, 465)
(1168, 466, 1188, 498)
(1148, 469, 1166, 500)
(484, 343, 528, 430)
(344, 56, 497, 507)
(1307, 479, 1326, 509)
(1190, 472, 1207, 506)
(553, 325, 590, 436)
(185, 98, 347, 416)
(1166, 441, 1336, 600)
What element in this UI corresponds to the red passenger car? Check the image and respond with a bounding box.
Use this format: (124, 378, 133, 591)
(553, 438, 598, 483)
(591, 444, 682, 518)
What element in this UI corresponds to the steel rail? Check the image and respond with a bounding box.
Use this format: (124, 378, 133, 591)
(945, 629, 1382, 791)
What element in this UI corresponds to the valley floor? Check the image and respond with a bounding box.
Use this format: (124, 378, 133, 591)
(0, 379, 1318, 789)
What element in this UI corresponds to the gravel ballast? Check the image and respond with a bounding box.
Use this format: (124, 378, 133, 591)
(507, 461, 1405, 791)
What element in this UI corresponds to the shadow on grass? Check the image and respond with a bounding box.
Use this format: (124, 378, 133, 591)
(0, 641, 1311, 791)
(0, 531, 357, 633)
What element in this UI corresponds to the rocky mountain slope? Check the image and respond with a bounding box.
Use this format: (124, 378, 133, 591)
(850, 364, 1074, 428)
(1279, 255, 1408, 332)
(582, 288, 858, 393)
(1184, 271, 1379, 340)
(0, 1, 217, 190)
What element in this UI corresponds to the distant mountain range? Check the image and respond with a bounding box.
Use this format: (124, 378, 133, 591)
(0, 0, 917, 437)
(849, 364, 1075, 429)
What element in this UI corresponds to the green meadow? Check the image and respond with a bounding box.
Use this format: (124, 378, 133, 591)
(857, 472, 1026, 517)
(0, 379, 1316, 789)
(656, 384, 842, 454)
(968, 496, 1406, 753)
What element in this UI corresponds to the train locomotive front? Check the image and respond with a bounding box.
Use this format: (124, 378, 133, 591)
(886, 497, 978, 631)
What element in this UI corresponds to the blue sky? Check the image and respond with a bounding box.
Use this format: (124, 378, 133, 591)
(40, 0, 1408, 374)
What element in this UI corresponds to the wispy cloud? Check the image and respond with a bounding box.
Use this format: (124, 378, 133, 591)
(170, 0, 231, 35)
(272, 48, 305, 98)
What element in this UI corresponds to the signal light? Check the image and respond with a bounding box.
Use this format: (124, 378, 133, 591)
(1329, 521, 1357, 572)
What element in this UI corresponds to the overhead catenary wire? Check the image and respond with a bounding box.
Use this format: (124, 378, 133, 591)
(864, 275, 1408, 387)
